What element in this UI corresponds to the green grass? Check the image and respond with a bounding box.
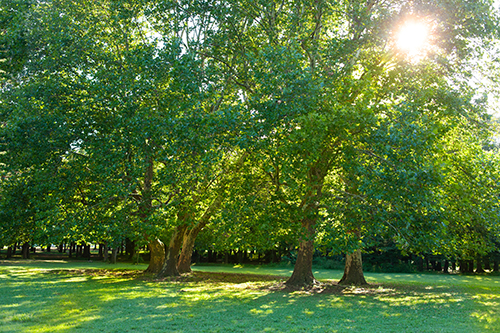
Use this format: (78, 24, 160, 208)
(0, 260, 499, 332)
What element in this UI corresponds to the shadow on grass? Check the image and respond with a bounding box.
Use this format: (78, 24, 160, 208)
(0, 268, 498, 333)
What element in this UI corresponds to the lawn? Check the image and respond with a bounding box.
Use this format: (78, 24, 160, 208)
(0, 260, 498, 332)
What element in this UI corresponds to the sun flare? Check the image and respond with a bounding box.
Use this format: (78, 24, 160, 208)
(396, 20, 430, 59)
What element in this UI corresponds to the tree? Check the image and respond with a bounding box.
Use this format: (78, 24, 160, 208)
(192, 0, 500, 286)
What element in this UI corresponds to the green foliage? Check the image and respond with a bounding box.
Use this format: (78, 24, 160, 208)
(1, 0, 499, 278)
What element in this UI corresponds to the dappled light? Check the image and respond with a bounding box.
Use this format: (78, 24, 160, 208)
(1, 0, 500, 331)
(1, 264, 499, 332)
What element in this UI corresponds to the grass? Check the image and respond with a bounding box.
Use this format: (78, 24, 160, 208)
(0, 260, 499, 332)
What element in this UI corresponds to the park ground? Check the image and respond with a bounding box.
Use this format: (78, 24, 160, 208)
(0, 260, 499, 332)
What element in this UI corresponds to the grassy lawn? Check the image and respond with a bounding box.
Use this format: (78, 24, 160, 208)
(0, 260, 499, 332)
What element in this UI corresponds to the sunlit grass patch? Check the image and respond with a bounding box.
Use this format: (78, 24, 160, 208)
(0, 262, 499, 332)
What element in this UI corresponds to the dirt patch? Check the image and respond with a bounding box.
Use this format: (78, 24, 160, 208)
(40, 268, 397, 295)
(156, 271, 285, 284)
(262, 280, 394, 295)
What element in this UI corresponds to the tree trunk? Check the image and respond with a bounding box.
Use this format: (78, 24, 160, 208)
(84, 244, 91, 260)
(484, 256, 491, 271)
(475, 255, 485, 273)
(98, 243, 104, 260)
(22, 242, 30, 259)
(6, 247, 13, 259)
(237, 250, 243, 264)
(467, 259, 474, 273)
(157, 225, 187, 278)
(493, 258, 499, 272)
(286, 220, 317, 287)
(103, 244, 109, 262)
(110, 247, 118, 264)
(443, 260, 449, 274)
(125, 238, 135, 260)
(177, 182, 230, 273)
(339, 249, 367, 285)
(145, 238, 165, 273)
(177, 227, 201, 274)
(416, 256, 424, 272)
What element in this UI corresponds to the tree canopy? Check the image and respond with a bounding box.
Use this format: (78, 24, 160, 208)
(1, 0, 499, 286)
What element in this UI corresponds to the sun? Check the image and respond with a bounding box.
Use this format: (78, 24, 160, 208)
(396, 20, 430, 60)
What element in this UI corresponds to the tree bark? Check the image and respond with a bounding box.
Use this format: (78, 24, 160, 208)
(177, 227, 201, 274)
(467, 259, 474, 273)
(84, 244, 91, 260)
(286, 220, 317, 287)
(98, 243, 103, 260)
(6, 247, 13, 259)
(125, 238, 135, 260)
(22, 242, 30, 259)
(177, 174, 235, 273)
(475, 255, 485, 273)
(443, 260, 449, 274)
(416, 256, 424, 272)
(103, 243, 109, 262)
(339, 249, 367, 285)
(145, 238, 165, 273)
(157, 225, 188, 278)
(484, 255, 491, 271)
(110, 247, 118, 264)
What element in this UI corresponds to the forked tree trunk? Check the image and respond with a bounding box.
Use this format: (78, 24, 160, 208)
(286, 220, 317, 287)
(177, 227, 201, 274)
(177, 186, 228, 273)
(145, 238, 165, 274)
(157, 225, 187, 278)
(339, 249, 367, 285)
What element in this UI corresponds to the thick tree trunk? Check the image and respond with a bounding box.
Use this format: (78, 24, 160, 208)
(467, 259, 474, 273)
(83, 244, 91, 260)
(177, 228, 200, 274)
(22, 242, 30, 259)
(286, 221, 317, 287)
(416, 256, 424, 272)
(475, 255, 485, 273)
(339, 249, 367, 285)
(6, 247, 13, 259)
(110, 247, 118, 264)
(177, 182, 230, 273)
(484, 256, 491, 271)
(145, 238, 165, 273)
(157, 225, 187, 278)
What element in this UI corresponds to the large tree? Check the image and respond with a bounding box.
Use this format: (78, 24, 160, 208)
(190, 0, 500, 286)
